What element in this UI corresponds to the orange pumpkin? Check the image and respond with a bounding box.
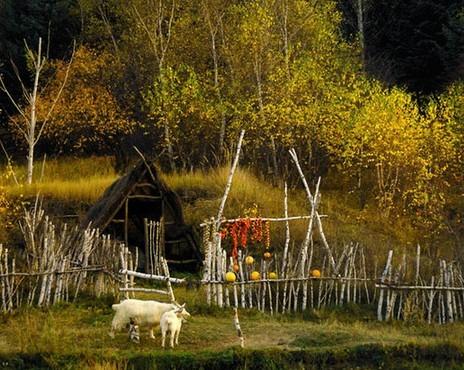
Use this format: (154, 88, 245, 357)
(232, 264, 240, 273)
(311, 269, 321, 278)
(250, 271, 260, 280)
(263, 252, 272, 259)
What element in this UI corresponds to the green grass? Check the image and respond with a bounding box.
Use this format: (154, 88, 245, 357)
(1, 289, 464, 369)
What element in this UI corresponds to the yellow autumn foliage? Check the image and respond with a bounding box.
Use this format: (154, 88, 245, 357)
(9, 47, 134, 155)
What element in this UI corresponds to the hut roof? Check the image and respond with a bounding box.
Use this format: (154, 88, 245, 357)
(83, 160, 184, 230)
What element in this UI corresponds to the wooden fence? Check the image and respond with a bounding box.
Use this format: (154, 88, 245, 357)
(376, 247, 464, 323)
(0, 205, 122, 312)
(0, 178, 463, 326)
(199, 138, 464, 324)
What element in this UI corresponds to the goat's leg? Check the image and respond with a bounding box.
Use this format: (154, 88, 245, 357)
(175, 329, 180, 345)
(109, 317, 122, 338)
(150, 327, 156, 339)
(170, 331, 175, 348)
(161, 330, 166, 348)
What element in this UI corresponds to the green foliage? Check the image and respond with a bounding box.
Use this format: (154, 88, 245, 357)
(144, 65, 217, 167)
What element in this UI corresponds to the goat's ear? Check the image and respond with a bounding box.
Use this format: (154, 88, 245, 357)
(181, 303, 186, 308)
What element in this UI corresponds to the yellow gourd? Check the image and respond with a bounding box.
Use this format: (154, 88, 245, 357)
(225, 271, 237, 283)
(245, 256, 254, 265)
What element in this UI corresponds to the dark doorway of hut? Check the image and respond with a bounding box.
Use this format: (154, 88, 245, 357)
(83, 159, 202, 273)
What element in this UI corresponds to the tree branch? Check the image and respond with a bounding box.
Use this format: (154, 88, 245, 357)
(35, 41, 76, 145)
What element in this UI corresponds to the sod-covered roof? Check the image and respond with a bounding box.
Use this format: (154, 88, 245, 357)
(83, 159, 202, 268)
(83, 160, 183, 230)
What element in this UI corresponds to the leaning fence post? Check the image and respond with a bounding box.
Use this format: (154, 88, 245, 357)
(161, 257, 176, 303)
(119, 245, 129, 299)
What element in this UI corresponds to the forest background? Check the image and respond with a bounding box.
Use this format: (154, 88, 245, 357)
(0, 0, 463, 262)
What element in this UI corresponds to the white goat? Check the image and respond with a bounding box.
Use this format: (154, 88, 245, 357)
(160, 304, 191, 348)
(109, 299, 187, 339)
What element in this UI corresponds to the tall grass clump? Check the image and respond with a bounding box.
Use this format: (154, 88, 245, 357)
(165, 166, 312, 219)
(1, 157, 117, 203)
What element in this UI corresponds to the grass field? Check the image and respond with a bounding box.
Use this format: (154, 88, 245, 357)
(0, 158, 462, 369)
(1, 288, 464, 369)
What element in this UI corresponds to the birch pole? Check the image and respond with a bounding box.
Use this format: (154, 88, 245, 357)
(238, 250, 245, 308)
(161, 257, 176, 303)
(377, 250, 393, 321)
(444, 260, 454, 323)
(215, 130, 245, 232)
(216, 235, 223, 307)
(204, 241, 212, 305)
(233, 307, 245, 348)
(289, 148, 337, 273)
(281, 183, 290, 281)
(120, 246, 129, 299)
(231, 257, 239, 308)
(302, 178, 321, 311)
(427, 276, 435, 324)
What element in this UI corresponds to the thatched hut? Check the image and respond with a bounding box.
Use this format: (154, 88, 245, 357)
(83, 160, 202, 270)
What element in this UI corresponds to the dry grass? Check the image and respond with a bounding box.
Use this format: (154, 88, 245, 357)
(0, 158, 424, 267)
(1, 156, 117, 203)
(166, 166, 421, 264)
(5, 177, 116, 203)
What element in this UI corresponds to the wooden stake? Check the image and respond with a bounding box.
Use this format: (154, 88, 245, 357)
(377, 250, 393, 321)
(233, 308, 245, 348)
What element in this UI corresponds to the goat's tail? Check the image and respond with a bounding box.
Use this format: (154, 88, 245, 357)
(112, 303, 121, 311)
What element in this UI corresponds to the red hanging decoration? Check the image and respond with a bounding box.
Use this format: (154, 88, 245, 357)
(224, 215, 268, 259)
(228, 222, 239, 259)
(239, 218, 251, 248)
(264, 221, 270, 249)
(251, 218, 263, 243)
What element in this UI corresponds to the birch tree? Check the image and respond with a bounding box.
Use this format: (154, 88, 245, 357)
(202, 0, 227, 159)
(0, 37, 74, 184)
(132, 0, 177, 171)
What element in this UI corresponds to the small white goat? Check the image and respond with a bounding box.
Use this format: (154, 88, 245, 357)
(160, 304, 191, 348)
(109, 299, 188, 339)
